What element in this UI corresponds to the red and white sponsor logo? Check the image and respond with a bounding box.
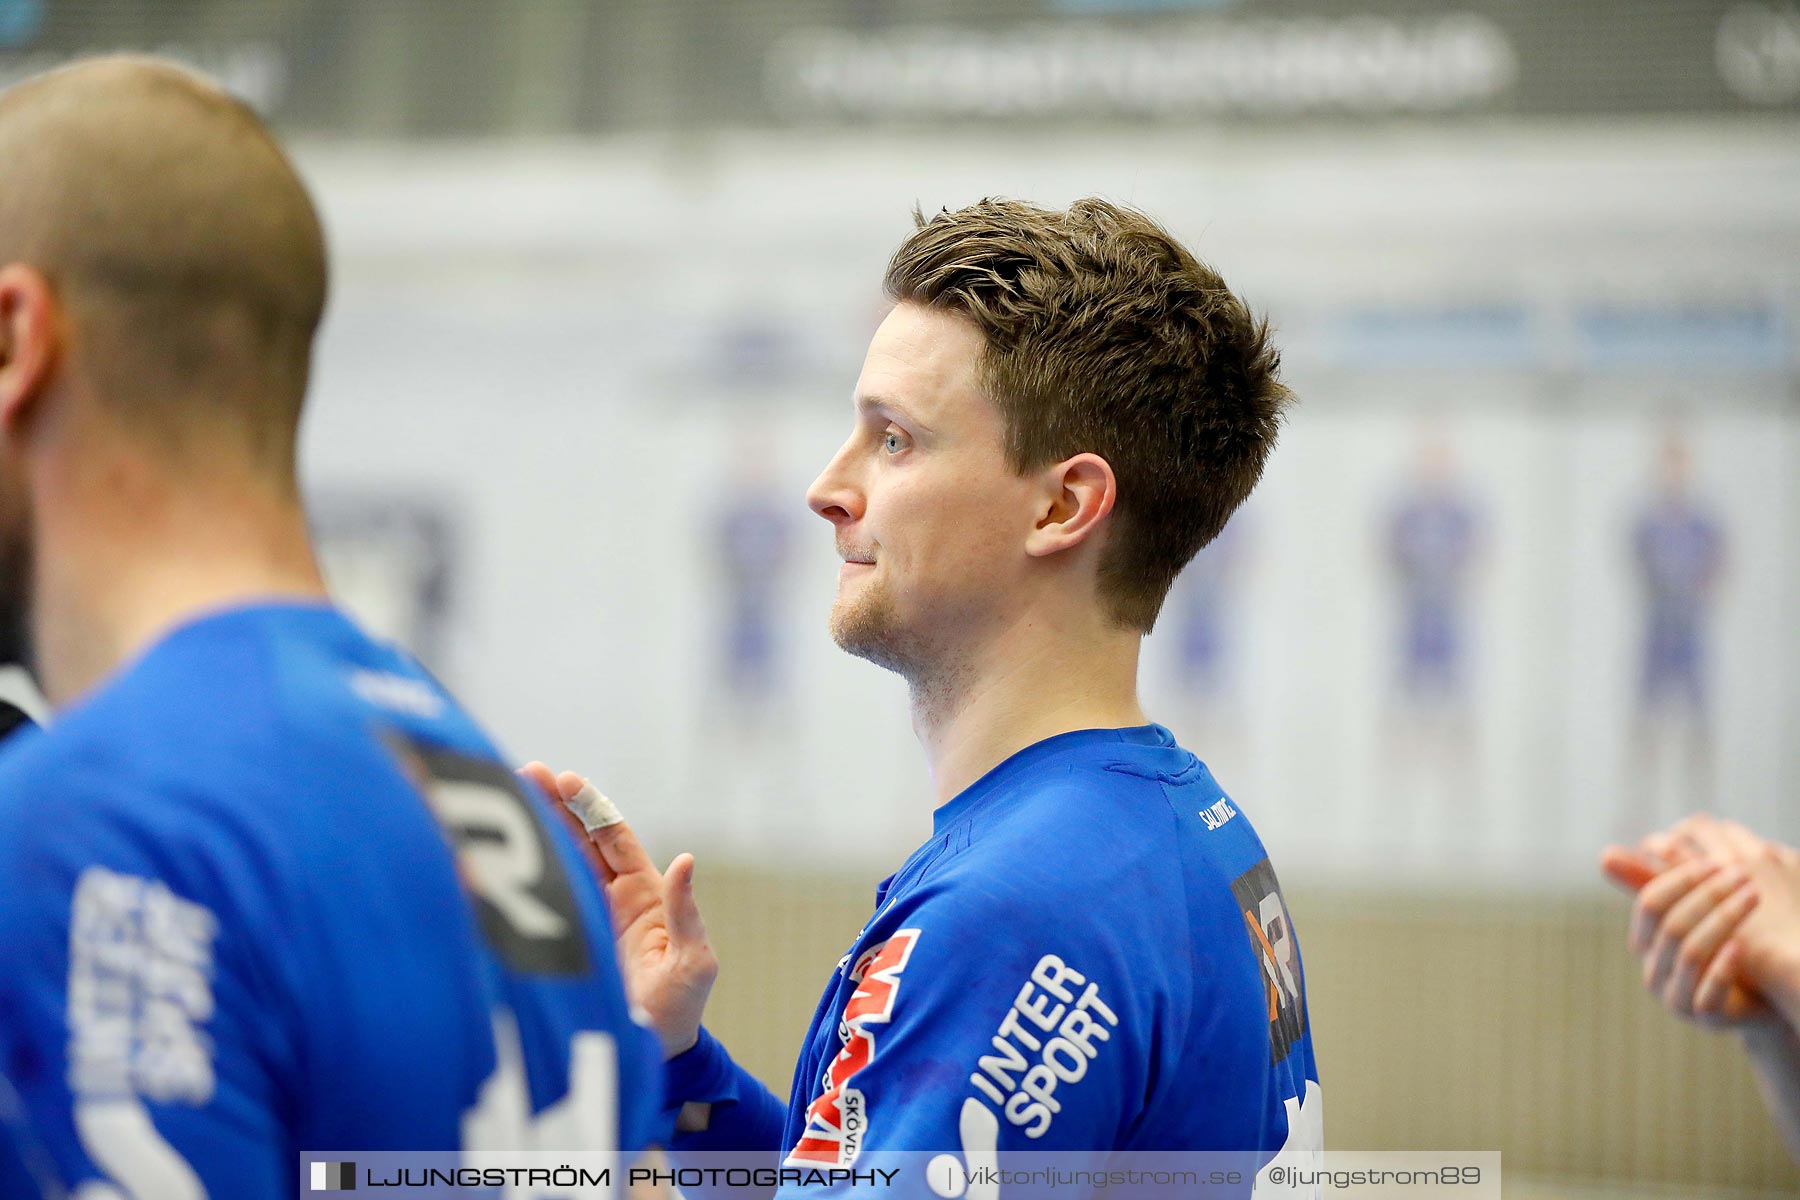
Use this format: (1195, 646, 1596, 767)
(786, 929, 921, 1167)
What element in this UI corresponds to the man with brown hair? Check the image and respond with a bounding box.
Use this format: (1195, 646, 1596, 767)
(542, 198, 1319, 1189)
(0, 57, 661, 1197)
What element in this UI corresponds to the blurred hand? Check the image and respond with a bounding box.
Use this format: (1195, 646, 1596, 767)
(1736, 847, 1800, 1027)
(1600, 812, 1768, 890)
(1648, 812, 1767, 870)
(1604, 815, 1800, 1033)
(1606, 816, 1800, 1166)
(520, 762, 718, 1058)
(1602, 852, 1768, 1030)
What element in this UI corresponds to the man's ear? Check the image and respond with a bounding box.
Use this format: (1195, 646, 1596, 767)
(1025, 452, 1117, 559)
(0, 264, 59, 438)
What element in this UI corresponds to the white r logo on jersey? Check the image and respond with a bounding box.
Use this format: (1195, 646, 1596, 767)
(432, 779, 570, 940)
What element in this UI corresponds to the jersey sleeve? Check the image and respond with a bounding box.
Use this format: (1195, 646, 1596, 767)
(664, 1026, 789, 1153)
(0, 783, 293, 1199)
(774, 872, 1166, 1196)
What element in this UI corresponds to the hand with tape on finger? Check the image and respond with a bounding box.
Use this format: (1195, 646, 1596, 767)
(561, 779, 625, 833)
(519, 762, 717, 1058)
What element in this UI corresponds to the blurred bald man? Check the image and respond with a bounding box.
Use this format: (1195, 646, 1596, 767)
(0, 58, 661, 1197)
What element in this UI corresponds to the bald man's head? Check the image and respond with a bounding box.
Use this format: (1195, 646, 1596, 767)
(0, 55, 326, 479)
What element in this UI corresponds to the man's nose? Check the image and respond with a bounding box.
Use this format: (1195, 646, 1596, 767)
(807, 439, 864, 526)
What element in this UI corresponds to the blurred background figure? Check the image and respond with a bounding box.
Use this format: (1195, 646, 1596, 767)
(313, 493, 459, 671)
(1625, 429, 1727, 834)
(1381, 429, 1485, 847)
(703, 441, 800, 849)
(1163, 510, 1254, 777)
(710, 458, 795, 716)
(0, 1, 1793, 1194)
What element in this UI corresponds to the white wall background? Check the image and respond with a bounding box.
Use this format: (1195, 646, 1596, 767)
(16, 124, 1785, 888)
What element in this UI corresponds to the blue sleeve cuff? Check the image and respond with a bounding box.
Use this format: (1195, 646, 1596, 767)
(663, 1026, 737, 1107)
(658, 1026, 788, 1154)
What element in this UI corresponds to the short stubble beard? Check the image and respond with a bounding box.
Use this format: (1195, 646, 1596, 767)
(829, 577, 978, 732)
(829, 577, 920, 679)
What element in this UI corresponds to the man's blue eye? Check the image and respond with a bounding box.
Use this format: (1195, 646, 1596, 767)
(883, 431, 904, 453)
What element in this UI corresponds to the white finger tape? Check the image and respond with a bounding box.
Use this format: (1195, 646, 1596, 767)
(563, 781, 624, 831)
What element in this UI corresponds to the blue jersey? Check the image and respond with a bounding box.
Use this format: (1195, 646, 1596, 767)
(664, 726, 1321, 1193)
(0, 603, 661, 1198)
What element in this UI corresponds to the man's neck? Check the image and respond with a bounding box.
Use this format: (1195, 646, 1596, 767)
(909, 612, 1148, 808)
(32, 455, 328, 707)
